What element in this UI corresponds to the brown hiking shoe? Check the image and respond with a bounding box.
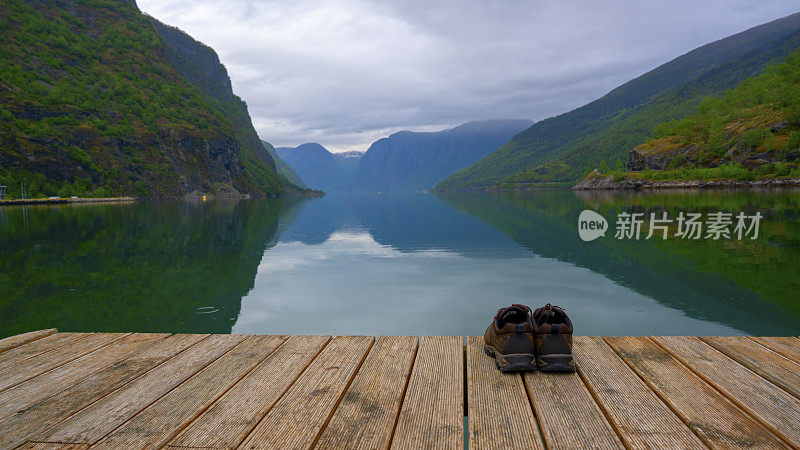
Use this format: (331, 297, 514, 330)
(483, 304, 537, 372)
(533, 303, 576, 372)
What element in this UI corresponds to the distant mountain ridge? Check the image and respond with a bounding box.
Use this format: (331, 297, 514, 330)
(346, 119, 532, 192)
(276, 143, 361, 191)
(436, 11, 800, 190)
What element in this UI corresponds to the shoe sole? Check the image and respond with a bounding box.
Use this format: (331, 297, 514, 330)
(537, 354, 577, 372)
(484, 345, 536, 373)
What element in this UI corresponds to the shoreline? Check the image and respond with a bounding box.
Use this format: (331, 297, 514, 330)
(0, 197, 136, 206)
(571, 174, 800, 190)
(0, 189, 323, 206)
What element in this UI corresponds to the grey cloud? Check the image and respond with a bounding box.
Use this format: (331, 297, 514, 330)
(138, 0, 799, 152)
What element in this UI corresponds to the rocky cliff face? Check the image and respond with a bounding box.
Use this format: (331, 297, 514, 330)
(628, 118, 798, 172)
(150, 18, 288, 195)
(152, 20, 235, 105)
(0, 0, 292, 198)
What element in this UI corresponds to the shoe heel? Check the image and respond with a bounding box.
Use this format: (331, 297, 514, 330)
(538, 354, 576, 372)
(501, 354, 536, 373)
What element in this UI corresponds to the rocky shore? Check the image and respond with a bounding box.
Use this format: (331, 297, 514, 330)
(572, 172, 800, 190)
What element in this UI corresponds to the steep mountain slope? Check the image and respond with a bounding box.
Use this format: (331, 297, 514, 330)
(276, 143, 361, 191)
(0, 0, 297, 198)
(436, 12, 800, 190)
(348, 119, 532, 192)
(575, 47, 800, 187)
(261, 139, 305, 188)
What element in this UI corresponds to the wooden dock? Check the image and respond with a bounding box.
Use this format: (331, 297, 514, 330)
(0, 330, 798, 449)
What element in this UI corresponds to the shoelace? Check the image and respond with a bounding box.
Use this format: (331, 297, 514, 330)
(535, 303, 566, 325)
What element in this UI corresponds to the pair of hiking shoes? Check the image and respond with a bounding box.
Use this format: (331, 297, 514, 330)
(484, 303, 576, 373)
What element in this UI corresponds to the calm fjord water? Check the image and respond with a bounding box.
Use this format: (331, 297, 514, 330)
(1, 190, 799, 338)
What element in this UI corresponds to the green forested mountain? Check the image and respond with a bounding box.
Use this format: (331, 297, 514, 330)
(435, 12, 800, 190)
(600, 47, 800, 182)
(0, 0, 299, 198)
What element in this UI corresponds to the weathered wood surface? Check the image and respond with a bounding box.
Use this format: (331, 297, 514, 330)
(751, 336, 800, 364)
(0, 333, 86, 370)
(0, 334, 205, 449)
(0, 333, 167, 421)
(238, 335, 373, 450)
(32, 334, 245, 445)
(654, 336, 800, 446)
(466, 336, 544, 449)
(0, 330, 797, 449)
(0, 329, 57, 354)
(92, 335, 287, 449)
(0, 333, 126, 393)
(573, 336, 706, 449)
(607, 336, 789, 449)
(391, 336, 464, 450)
(701, 336, 800, 399)
(524, 360, 623, 449)
(315, 336, 417, 450)
(166, 335, 330, 448)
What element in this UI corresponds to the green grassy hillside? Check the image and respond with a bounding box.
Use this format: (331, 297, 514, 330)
(0, 0, 295, 198)
(597, 48, 800, 183)
(435, 12, 800, 190)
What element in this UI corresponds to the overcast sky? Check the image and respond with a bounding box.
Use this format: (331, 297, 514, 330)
(137, 0, 798, 152)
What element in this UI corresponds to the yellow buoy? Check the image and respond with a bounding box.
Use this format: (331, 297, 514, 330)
(202, 195, 207, 201)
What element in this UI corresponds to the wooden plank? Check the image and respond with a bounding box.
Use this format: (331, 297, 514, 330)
(92, 335, 287, 449)
(523, 360, 623, 448)
(165, 335, 331, 449)
(606, 336, 787, 448)
(391, 336, 463, 450)
(574, 336, 705, 449)
(703, 336, 800, 399)
(30, 334, 245, 445)
(15, 443, 89, 450)
(655, 336, 800, 445)
(0, 333, 167, 421)
(0, 333, 128, 392)
(465, 336, 544, 450)
(0, 334, 205, 450)
(315, 336, 419, 450)
(238, 335, 373, 450)
(750, 336, 800, 365)
(0, 333, 87, 368)
(0, 329, 57, 354)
